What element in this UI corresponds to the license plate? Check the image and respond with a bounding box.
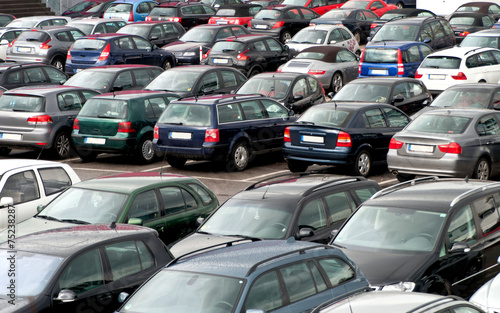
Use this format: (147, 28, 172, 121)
(408, 144, 433, 153)
(301, 135, 324, 143)
(17, 47, 31, 53)
(216, 20, 228, 24)
(370, 69, 388, 75)
(85, 137, 106, 144)
(170, 132, 191, 140)
(212, 58, 228, 64)
(0, 133, 22, 140)
(429, 74, 446, 80)
(254, 24, 267, 29)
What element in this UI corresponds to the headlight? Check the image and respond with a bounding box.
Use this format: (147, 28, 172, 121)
(380, 282, 416, 292)
(183, 52, 196, 56)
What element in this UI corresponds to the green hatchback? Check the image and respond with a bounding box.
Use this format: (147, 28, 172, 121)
(2, 172, 219, 244)
(72, 90, 180, 164)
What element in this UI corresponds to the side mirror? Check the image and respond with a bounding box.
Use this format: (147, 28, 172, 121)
(449, 242, 471, 254)
(111, 86, 123, 92)
(297, 227, 314, 239)
(196, 216, 205, 225)
(37, 205, 44, 213)
(0, 197, 13, 208)
(203, 87, 216, 94)
(128, 217, 143, 226)
(0, 39, 9, 45)
(54, 289, 77, 302)
(423, 38, 431, 43)
(371, 6, 376, 10)
(327, 91, 335, 99)
(118, 292, 129, 303)
(150, 36, 159, 40)
(392, 94, 405, 104)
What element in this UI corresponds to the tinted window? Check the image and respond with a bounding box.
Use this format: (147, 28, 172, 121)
(134, 69, 154, 87)
(299, 198, 327, 229)
(300, 8, 316, 19)
(114, 71, 134, 89)
(245, 271, 282, 311)
(187, 183, 214, 205)
(430, 20, 445, 39)
(476, 114, 500, 136)
(128, 190, 160, 222)
(218, 103, 243, 123)
(58, 249, 104, 294)
(241, 100, 264, 120)
(383, 107, 409, 127)
(44, 67, 67, 84)
(105, 240, 154, 280)
(261, 99, 288, 118)
(198, 71, 220, 93)
(58, 91, 83, 111)
(221, 70, 238, 88)
(325, 192, 354, 223)
(24, 67, 48, 83)
(363, 108, 387, 127)
(160, 187, 188, 214)
(265, 38, 283, 52)
(0, 171, 39, 204)
(280, 262, 317, 302)
(448, 205, 477, 246)
(318, 258, 355, 286)
(39, 167, 71, 196)
(145, 97, 167, 118)
(473, 194, 500, 236)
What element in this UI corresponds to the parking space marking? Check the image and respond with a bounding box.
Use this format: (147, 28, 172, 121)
(243, 170, 291, 181)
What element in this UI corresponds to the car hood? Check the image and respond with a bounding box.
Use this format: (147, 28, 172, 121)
(470, 273, 500, 310)
(0, 298, 35, 313)
(0, 217, 72, 242)
(162, 41, 210, 52)
(169, 232, 246, 257)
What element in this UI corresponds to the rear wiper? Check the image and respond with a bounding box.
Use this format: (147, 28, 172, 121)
(166, 122, 183, 125)
(36, 215, 62, 222)
(60, 219, 91, 225)
(298, 121, 315, 125)
(222, 49, 236, 52)
(97, 115, 116, 118)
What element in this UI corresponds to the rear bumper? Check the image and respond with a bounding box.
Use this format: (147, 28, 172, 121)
(154, 142, 230, 161)
(283, 143, 354, 165)
(72, 133, 137, 154)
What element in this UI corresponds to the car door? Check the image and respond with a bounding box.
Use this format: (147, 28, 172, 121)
(480, 50, 500, 83)
(360, 107, 391, 161)
(264, 38, 287, 70)
(126, 189, 166, 234)
(360, 11, 378, 38)
(476, 113, 500, 175)
(284, 8, 305, 37)
(195, 70, 223, 95)
(259, 98, 294, 147)
(115, 36, 142, 64)
(239, 99, 272, 151)
(429, 20, 447, 50)
(336, 49, 359, 82)
(131, 36, 160, 66)
(162, 22, 184, 45)
(149, 24, 167, 46)
(390, 81, 429, 115)
(289, 77, 313, 109)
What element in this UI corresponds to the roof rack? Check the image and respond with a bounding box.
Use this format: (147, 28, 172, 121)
(407, 296, 463, 313)
(450, 180, 500, 207)
(213, 94, 264, 104)
(370, 176, 441, 199)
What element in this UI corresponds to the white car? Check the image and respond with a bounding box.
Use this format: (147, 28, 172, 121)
(415, 46, 500, 94)
(0, 159, 80, 230)
(469, 256, 500, 313)
(0, 28, 23, 61)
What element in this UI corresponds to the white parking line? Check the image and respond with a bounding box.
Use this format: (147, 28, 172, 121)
(243, 170, 291, 181)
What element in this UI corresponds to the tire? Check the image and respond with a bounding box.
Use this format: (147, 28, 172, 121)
(248, 68, 261, 78)
(226, 141, 250, 172)
(77, 149, 98, 162)
(134, 134, 156, 164)
(473, 158, 490, 180)
(331, 72, 343, 93)
(51, 131, 71, 159)
(396, 173, 416, 182)
(167, 156, 187, 168)
(51, 57, 65, 71)
(0, 147, 11, 156)
(162, 59, 172, 70)
(353, 30, 362, 44)
(280, 31, 292, 44)
(352, 149, 371, 177)
(396, 1, 404, 8)
(287, 159, 308, 173)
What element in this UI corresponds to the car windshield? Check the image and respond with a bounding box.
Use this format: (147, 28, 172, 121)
(254, 9, 281, 20)
(0, 250, 63, 297)
(106, 3, 132, 13)
(290, 29, 327, 44)
(68, 23, 95, 35)
(237, 77, 291, 99)
(117, 25, 150, 38)
(449, 16, 476, 26)
(342, 0, 369, 9)
(180, 28, 218, 42)
(407, 114, 471, 134)
(420, 56, 461, 69)
(430, 88, 492, 109)
(150, 7, 177, 17)
(64, 71, 115, 92)
(460, 35, 499, 48)
(87, 2, 106, 12)
(363, 48, 398, 63)
(334, 205, 447, 252)
(198, 198, 293, 239)
(456, 6, 479, 12)
(38, 187, 128, 224)
(145, 70, 201, 92)
(0, 95, 44, 112)
(280, 0, 307, 5)
(333, 83, 390, 102)
(211, 41, 246, 52)
(322, 10, 350, 19)
(79, 98, 129, 119)
(67, 1, 96, 12)
(119, 270, 244, 313)
(298, 106, 351, 127)
(6, 19, 37, 28)
(158, 103, 212, 127)
(372, 24, 419, 41)
(72, 38, 107, 50)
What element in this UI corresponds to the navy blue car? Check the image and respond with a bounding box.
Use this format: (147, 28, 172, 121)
(65, 33, 176, 75)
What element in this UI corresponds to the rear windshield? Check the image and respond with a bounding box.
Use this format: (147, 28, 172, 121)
(289, 29, 327, 44)
(461, 35, 499, 49)
(280, 0, 307, 5)
(380, 12, 406, 20)
(146, 69, 201, 92)
(456, 5, 479, 12)
(407, 115, 470, 134)
(295, 52, 324, 60)
(158, 103, 212, 127)
(322, 10, 349, 19)
(180, 28, 218, 42)
(216, 9, 237, 16)
(0, 95, 44, 112)
(299, 106, 351, 127)
(117, 25, 149, 38)
(6, 19, 37, 28)
(449, 16, 475, 26)
(72, 39, 107, 50)
(342, 0, 368, 8)
(149, 7, 177, 17)
(68, 1, 96, 12)
(211, 41, 246, 52)
(254, 9, 281, 20)
(363, 48, 398, 63)
(106, 3, 132, 13)
(420, 56, 461, 69)
(430, 89, 491, 109)
(78, 98, 128, 119)
(16, 31, 50, 43)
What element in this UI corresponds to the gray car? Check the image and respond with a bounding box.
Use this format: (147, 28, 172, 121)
(4, 15, 71, 29)
(0, 85, 100, 159)
(66, 17, 126, 35)
(387, 109, 500, 181)
(5, 26, 85, 71)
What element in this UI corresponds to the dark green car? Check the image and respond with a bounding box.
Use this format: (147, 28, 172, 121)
(72, 90, 180, 164)
(2, 172, 219, 244)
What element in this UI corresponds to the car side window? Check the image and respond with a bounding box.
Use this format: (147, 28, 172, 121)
(299, 198, 327, 230)
(134, 69, 154, 87)
(44, 66, 67, 84)
(55, 31, 71, 42)
(187, 183, 215, 205)
(24, 67, 48, 83)
(353, 186, 378, 202)
(245, 271, 282, 312)
(355, 11, 365, 20)
(137, 2, 151, 13)
(280, 262, 317, 303)
(490, 50, 500, 64)
(328, 29, 343, 43)
(181, 6, 193, 14)
(199, 71, 220, 93)
(363, 11, 378, 21)
(159, 186, 193, 214)
(408, 82, 424, 97)
(489, 4, 500, 13)
(324, 191, 355, 224)
(215, 27, 233, 40)
(0, 171, 39, 204)
(440, 20, 454, 36)
(203, 5, 216, 14)
(58, 91, 83, 111)
(265, 38, 283, 52)
(145, 96, 167, 118)
(307, 76, 319, 94)
(285, 8, 300, 19)
(363, 109, 387, 128)
(477, 51, 496, 67)
(231, 26, 247, 36)
(340, 28, 352, 41)
(476, 115, 500, 136)
(114, 71, 134, 89)
(406, 46, 421, 62)
(52, 19, 68, 25)
(128, 190, 160, 222)
(94, 23, 106, 34)
(430, 20, 445, 39)
(132, 36, 152, 50)
(58, 248, 104, 294)
(192, 5, 205, 14)
(82, 90, 100, 101)
(300, 8, 316, 19)
(371, 1, 383, 9)
(392, 83, 411, 99)
(261, 99, 288, 118)
(482, 16, 494, 27)
(151, 25, 164, 39)
(163, 23, 179, 35)
(221, 70, 238, 88)
(1, 31, 19, 42)
(318, 258, 355, 286)
(218, 103, 243, 123)
(105, 240, 154, 281)
(419, 45, 433, 59)
(38, 167, 72, 196)
(420, 23, 433, 41)
(105, 22, 121, 33)
(38, 20, 52, 27)
(448, 205, 477, 247)
(241, 100, 264, 120)
(383, 107, 409, 127)
(336, 49, 357, 62)
(292, 78, 309, 98)
(473, 194, 500, 237)
(253, 40, 267, 52)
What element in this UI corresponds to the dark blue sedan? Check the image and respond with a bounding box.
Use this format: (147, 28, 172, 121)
(65, 33, 176, 75)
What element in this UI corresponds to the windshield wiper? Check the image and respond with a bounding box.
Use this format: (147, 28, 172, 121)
(225, 234, 261, 241)
(60, 219, 91, 225)
(36, 215, 62, 222)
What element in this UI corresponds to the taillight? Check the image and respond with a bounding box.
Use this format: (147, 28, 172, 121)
(438, 142, 462, 154)
(128, 10, 134, 22)
(237, 49, 250, 61)
(397, 48, 404, 76)
(272, 21, 284, 29)
(389, 137, 403, 149)
(208, 18, 215, 24)
(202, 49, 211, 59)
(117, 121, 136, 133)
(451, 72, 467, 80)
(66, 44, 73, 61)
(248, 20, 251, 27)
(154, 125, 159, 139)
(73, 118, 79, 130)
(40, 39, 52, 50)
(205, 129, 219, 142)
(415, 70, 422, 79)
(27, 115, 53, 125)
(7, 38, 16, 48)
(309, 23, 316, 26)
(358, 48, 365, 74)
(370, 23, 377, 28)
(459, 31, 470, 37)
(337, 131, 351, 147)
(284, 127, 290, 142)
(169, 17, 181, 22)
(308, 69, 326, 75)
(145, 16, 152, 21)
(98, 43, 110, 62)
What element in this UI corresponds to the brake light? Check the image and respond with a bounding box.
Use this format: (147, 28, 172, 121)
(202, 49, 211, 59)
(117, 121, 136, 133)
(248, 20, 251, 27)
(7, 38, 16, 48)
(66, 44, 73, 61)
(209, 18, 215, 24)
(154, 125, 159, 139)
(308, 69, 326, 75)
(358, 48, 365, 74)
(128, 10, 134, 22)
(27, 115, 53, 125)
(337, 131, 351, 147)
(451, 72, 467, 80)
(73, 118, 79, 130)
(205, 129, 219, 142)
(233, 19, 240, 24)
(276, 67, 282, 72)
(370, 23, 378, 28)
(438, 142, 462, 154)
(389, 138, 403, 149)
(39, 39, 52, 50)
(272, 21, 284, 29)
(284, 127, 290, 142)
(237, 49, 250, 61)
(459, 31, 470, 37)
(169, 17, 181, 22)
(415, 70, 422, 79)
(309, 23, 316, 26)
(397, 49, 404, 76)
(98, 43, 110, 61)
(145, 16, 152, 21)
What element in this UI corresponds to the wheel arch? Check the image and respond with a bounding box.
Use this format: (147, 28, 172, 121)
(226, 133, 252, 158)
(134, 128, 154, 149)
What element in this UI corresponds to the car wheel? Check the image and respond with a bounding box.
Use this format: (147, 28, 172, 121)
(353, 30, 362, 44)
(352, 149, 371, 177)
(51, 131, 71, 159)
(167, 156, 186, 168)
(396, 173, 416, 182)
(162, 59, 172, 70)
(396, 1, 404, 8)
(287, 159, 308, 173)
(51, 57, 65, 71)
(134, 134, 156, 164)
(280, 31, 292, 44)
(76, 148, 98, 162)
(331, 72, 343, 93)
(226, 141, 250, 172)
(248, 68, 261, 78)
(0, 147, 11, 156)
(473, 158, 490, 180)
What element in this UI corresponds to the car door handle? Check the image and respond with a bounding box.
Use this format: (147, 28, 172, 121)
(97, 293, 112, 303)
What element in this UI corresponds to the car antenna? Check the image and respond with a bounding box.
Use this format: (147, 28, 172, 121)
(464, 175, 469, 183)
(159, 151, 168, 178)
(109, 221, 116, 229)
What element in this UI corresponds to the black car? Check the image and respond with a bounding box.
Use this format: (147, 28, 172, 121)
(169, 173, 381, 257)
(162, 24, 250, 65)
(309, 8, 379, 44)
(201, 34, 290, 77)
(369, 8, 436, 36)
(145, 2, 217, 29)
(0, 224, 173, 312)
(448, 12, 496, 44)
(145, 65, 247, 98)
(331, 176, 500, 299)
(0, 63, 69, 90)
(117, 21, 186, 46)
(0, 13, 15, 27)
(249, 5, 320, 43)
(332, 77, 433, 115)
(283, 102, 410, 176)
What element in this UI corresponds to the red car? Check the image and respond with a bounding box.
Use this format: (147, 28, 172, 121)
(341, 0, 397, 17)
(208, 4, 262, 27)
(280, 0, 347, 15)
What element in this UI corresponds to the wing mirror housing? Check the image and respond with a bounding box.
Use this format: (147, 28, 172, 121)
(128, 217, 143, 226)
(54, 289, 77, 302)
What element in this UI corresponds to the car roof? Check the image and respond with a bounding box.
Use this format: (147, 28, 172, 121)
(171, 64, 232, 72)
(0, 159, 70, 174)
(97, 89, 171, 98)
(253, 71, 306, 79)
(422, 108, 494, 117)
(386, 16, 444, 25)
(364, 40, 430, 49)
(90, 64, 161, 71)
(68, 18, 124, 24)
(174, 93, 267, 105)
(5, 85, 91, 95)
(450, 12, 490, 17)
(0, 62, 54, 70)
(382, 8, 433, 15)
(305, 24, 348, 31)
(444, 83, 500, 91)
(157, 2, 205, 7)
(464, 28, 500, 36)
(349, 77, 420, 85)
(299, 45, 349, 62)
(14, 16, 68, 21)
(80, 32, 129, 39)
(265, 4, 306, 11)
(221, 33, 273, 42)
(427, 46, 492, 57)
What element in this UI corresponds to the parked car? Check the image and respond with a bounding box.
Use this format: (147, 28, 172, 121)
(248, 0, 279, 6)
(279, 0, 348, 15)
(6, 26, 85, 71)
(415, 46, 500, 95)
(145, 2, 217, 29)
(286, 24, 361, 56)
(460, 28, 500, 49)
(469, 256, 500, 313)
(0, 224, 173, 312)
(62, 0, 111, 17)
(331, 176, 500, 299)
(448, 12, 495, 44)
(4, 16, 71, 29)
(117, 240, 371, 313)
(201, 34, 290, 77)
(65, 33, 177, 75)
(72, 90, 180, 163)
(4, 172, 218, 245)
(0, 63, 69, 90)
(278, 46, 358, 93)
(453, 1, 500, 21)
(66, 17, 127, 35)
(153, 94, 296, 171)
(249, 5, 320, 43)
(0, 159, 80, 230)
(103, 0, 158, 23)
(236, 72, 325, 113)
(117, 21, 185, 46)
(0, 13, 15, 27)
(369, 16, 456, 51)
(0, 28, 23, 61)
(145, 65, 247, 97)
(283, 102, 409, 175)
(64, 64, 163, 93)
(204, 0, 244, 10)
(170, 173, 380, 256)
(340, 0, 398, 17)
(0, 85, 100, 159)
(208, 3, 262, 27)
(358, 41, 433, 78)
(388, 108, 500, 180)
(383, 0, 415, 8)
(72, 0, 116, 18)
(162, 24, 250, 65)
(309, 8, 379, 44)
(332, 77, 432, 115)
(369, 8, 436, 37)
